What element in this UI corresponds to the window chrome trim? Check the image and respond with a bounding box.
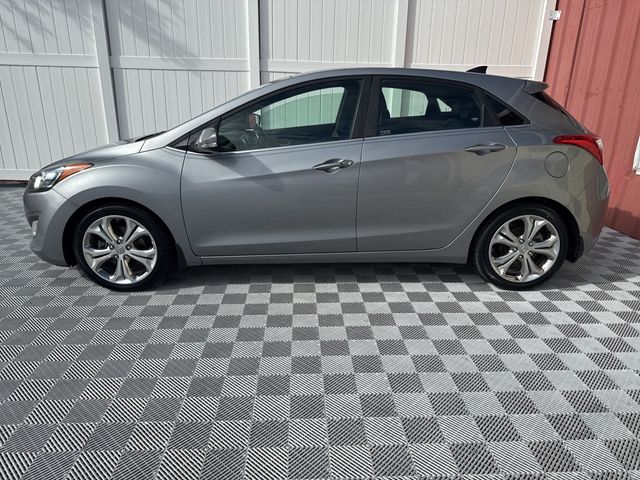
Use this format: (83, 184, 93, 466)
(183, 137, 365, 156)
(362, 125, 508, 142)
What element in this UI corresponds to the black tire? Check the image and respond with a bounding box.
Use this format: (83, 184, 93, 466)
(73, 204, 172, 291)
(472, 203, 568, 290)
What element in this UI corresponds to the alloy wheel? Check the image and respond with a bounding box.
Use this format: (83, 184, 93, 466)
(488, 214, 560, 283)
(82, 215, 157, 285)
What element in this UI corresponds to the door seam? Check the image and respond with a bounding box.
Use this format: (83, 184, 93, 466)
(354, 138, 365, 252)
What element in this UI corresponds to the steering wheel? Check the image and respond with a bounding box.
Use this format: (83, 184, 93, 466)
(240, 123, 268, 150)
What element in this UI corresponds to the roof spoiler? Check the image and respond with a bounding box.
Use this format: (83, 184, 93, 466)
(466, 65, 487, 74)
(524, 80, 548, 94)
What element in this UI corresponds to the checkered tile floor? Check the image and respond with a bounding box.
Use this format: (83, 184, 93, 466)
(0, 185, 639, 480)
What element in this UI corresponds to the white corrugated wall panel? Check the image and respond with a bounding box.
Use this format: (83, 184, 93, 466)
(408, 0, 548, 78)
(0, 0, 107, 179)
(260, 0, 397, 76)
(259, 0, 550, 79)
(112, 67, 249, 138)
(0, 0, 95, 54)
(107, 0, 252, 139)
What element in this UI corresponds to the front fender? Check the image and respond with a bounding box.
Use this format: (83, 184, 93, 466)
(53, 148, 201, 266)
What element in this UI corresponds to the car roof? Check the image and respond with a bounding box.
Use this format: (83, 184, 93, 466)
(270, 67, 522, 86)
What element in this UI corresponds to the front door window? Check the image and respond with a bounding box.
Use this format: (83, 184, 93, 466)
(212, 79, 363, 152)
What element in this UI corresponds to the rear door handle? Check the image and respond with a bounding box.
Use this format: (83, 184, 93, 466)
(464, 143, 507, 155)
(313, 158, 355, 173)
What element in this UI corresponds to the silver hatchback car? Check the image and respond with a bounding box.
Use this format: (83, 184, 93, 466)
(23, 68, 609, 291)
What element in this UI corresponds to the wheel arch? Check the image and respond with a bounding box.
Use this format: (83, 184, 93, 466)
(62, 197, 186, 268)
(469, 196, 583, 264)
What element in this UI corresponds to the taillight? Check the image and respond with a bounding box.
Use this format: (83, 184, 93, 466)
(554, 134, 604, 165)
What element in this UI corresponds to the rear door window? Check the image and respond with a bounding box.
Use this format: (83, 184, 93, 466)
(375, 78, 493, 136)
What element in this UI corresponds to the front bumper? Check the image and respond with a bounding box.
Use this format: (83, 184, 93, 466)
(23, 187, 77, 266)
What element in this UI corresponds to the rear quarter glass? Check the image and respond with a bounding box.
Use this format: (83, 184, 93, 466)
(532, 91, 587, 133)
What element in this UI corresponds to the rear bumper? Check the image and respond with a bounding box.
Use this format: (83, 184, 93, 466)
(572, 166, 609, 258)
(23, 188, 77, 266)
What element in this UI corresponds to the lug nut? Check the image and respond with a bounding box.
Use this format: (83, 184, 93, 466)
(519, 239, 524, 243)
(109, 245, 114, 250)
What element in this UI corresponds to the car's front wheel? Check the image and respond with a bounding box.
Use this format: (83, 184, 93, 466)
(473, 204, 568, 289)
(73, 205, 171, 290)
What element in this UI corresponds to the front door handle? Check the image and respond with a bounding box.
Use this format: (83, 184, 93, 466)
(313, 158, 355, 173)
(464, 143, 507, 155)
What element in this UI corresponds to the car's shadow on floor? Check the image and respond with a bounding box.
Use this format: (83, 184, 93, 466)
(156, 228, 640, 294)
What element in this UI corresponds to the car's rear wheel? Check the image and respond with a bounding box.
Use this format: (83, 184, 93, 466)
(73, 205, 171, 290)
(473, 204, 568, 289)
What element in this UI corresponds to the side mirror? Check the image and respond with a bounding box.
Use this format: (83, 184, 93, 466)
(196, 127, 218, 150)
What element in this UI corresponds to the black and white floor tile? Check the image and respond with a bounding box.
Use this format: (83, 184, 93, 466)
(0, 185, 639, 480)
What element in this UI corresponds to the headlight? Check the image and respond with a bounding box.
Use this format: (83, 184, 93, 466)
(27, 163, 92, 192)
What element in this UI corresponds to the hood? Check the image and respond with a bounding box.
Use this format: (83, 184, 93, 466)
(53, 141, 144, 167)
(45, 137, 151, 169)
(50, 130, 168, 168)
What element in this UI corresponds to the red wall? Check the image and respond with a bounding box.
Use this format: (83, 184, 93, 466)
(545, 0, 640, 239)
